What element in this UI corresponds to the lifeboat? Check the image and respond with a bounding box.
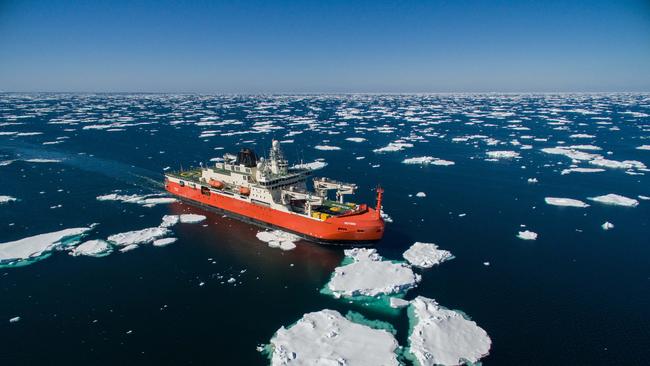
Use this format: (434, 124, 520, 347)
(209, 179, 224, 189)
(239, 186, 251, 196)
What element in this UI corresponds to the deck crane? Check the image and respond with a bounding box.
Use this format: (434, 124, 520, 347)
(313, 177, 357, 204)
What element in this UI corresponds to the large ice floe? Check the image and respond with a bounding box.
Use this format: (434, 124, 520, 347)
(256, 230, 300, 250)
(324, 248, 420, 298)
(159, 214, 206, 227)
(266, 309, 400, 366)
(96, 192, 177, 207)
(588, 194, 639, 207)
(402, 156, 455, 166)
(406, 296, 491, 366)
(403, 242, 454, 269)
(291, 160, 328, 170)
(0, 226, 95, 267)
(544, 197, 590, 208)
(69, 239, 113, 257)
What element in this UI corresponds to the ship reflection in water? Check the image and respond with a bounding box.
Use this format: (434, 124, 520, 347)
(166, 201, 344, 279)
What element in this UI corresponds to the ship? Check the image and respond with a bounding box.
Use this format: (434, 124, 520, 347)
(164, 140, 385, 244)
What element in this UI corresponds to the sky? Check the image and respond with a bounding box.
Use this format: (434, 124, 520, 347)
(0, 0, 649, 93)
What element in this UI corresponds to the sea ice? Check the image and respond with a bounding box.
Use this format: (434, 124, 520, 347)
(0, 226, 95, 266)
(9, 316, 20, 323)
(256, 230, 300, 251)
(314, 145, 341, 151)
(119, 244, 139, 253)
(291, 161, 328, 170)
(486, 150, 520, 159)
(517, 230, 538, 240)
(0, 195, 17, 204)
(69, 240, 112, 257)
(589, 159, 646, 170)
(601, 222, 614, 230)
(373, 142, 413, 153)
(96, 193, 177, 207)
(153, 237, 178, 247)
(544, 197, 590, 208)
(416, 192, 426, 198)
(403, 242, 454, 269)
(326, 248, 421, 297)
(588, 194, 639, 207)
(160, 215, 180, 228)
(635, 145, 650, 151)
(406, 296, 491, 366)
(402, 156, 455, 166)
(560, 167, 605, 175)
(107, 227, 171, 247)
(345, 137, 366, 142)
(268, 309, 400, 366)
(179, 214, 207, 223)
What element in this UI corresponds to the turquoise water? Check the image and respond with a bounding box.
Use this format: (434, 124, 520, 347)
(1, 93, 649, 365)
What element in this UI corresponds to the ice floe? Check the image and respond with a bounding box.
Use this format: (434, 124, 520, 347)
(636, 145, 650, 151)
(256, 230, 300, 251)
(314, 145, 341, 151)
(601, 222, 614, 230)
(153, 237, 178, 247)
(107, 227, 171, 247)
(345, 137, 367, 142)
(179, 214, 207, 223)
(588, 194, 639, 207)
(402, 156, 455, 166)
(589, 159, 646, 170)
(486, 150, 520, 159)
(69, 240, 112, 257)
(291, 160, 328, 170)
(517, 230, 538, 240)
(326, 248, 420, 298)
(0, 226, 95, 267)
(0, 195, 17, 204)
(267, 309, 400, 366)
(560, 167, 605, 175)
(545, 197, 590, 208)
(403, 242, 454, 268)
(406, 296, 491, 366)
(373, 142, 413, 153)
(415, 192, 427, 198)
(97, 192, 177, 207)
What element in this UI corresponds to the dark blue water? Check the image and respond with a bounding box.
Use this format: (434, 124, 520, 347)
(1, 93, 649, 365)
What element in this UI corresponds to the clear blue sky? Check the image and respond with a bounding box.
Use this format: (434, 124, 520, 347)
(1, 0, 649, 92)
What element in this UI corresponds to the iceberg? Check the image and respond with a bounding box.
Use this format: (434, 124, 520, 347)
(403, 242, 454, 269)
(517, 230, 538, 240)
(267, 309, 400, 366)
(0, 226, 95, 267)
(325, 248, 421, 298)
(588, 194, 639, 207)
(256, 230, 300, 251)
(545, 197, 590, 208)
(69, 239, 112, 257)
(107, 227, 171, 247)
(406, 296, 491, 366)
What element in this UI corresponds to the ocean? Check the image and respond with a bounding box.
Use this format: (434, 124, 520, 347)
(1, 93, 649, 365)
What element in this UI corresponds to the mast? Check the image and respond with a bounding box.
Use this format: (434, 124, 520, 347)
(375, 186, 384, 218)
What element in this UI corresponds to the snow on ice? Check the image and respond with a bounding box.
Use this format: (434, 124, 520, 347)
(517, 230, 538, 240)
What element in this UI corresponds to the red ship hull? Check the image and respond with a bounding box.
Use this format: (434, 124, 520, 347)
(165, 180, 385, 244)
